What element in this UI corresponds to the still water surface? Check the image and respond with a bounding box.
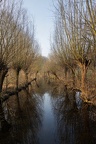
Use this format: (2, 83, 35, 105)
(0, 81, 96, 144)
(38, 93, 58, 144)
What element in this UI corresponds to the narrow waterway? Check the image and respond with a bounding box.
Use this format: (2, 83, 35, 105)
(0, 81, 96, 144)
(38, 93, 58, 144)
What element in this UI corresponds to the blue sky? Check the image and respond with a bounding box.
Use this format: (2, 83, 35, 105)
(23, 0, 55, 57)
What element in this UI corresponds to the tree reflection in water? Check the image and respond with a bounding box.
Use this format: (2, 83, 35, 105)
(50, 84, 96, 144)
(0, 80, 96, 144)
(0, 88, 42, 144)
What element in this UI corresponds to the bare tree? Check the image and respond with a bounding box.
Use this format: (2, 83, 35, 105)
(0, 0, 24, 131)
(50, 0, 95, 101)
(0, 0, 41, 131)
(0, 0, 24, 92)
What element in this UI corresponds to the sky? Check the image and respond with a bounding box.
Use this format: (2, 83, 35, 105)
(23, 0, 55, 57)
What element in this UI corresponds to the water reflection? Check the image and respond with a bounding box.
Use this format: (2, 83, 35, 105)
(0, 80, 96, 144)
(50, 84, 96, 144)
(0, 89, 42, 144)
(38, 93, 58, 144)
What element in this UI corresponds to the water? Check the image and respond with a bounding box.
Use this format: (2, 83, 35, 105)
(38, 93, 58, 144)
(0, 82, 96, 144)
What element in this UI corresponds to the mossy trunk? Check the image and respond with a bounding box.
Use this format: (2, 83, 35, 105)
(16, 70, 20, 90)
(71, 69, 75, 87)
(64, 67, 68, 80)
(0, 69, 8, 93)
(5, 76, 8, 90)
(25, 71, 29, 91)
(0, 68, 9, 131)
(25, 72, 28, 83)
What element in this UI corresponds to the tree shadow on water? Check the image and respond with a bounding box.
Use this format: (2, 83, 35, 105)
(50, 85, 96, 144)
(0, 88, 43, 144)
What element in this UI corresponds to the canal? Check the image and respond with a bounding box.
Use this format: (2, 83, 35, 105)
(38, 93, 58, 144)
(0, 80, 96, 144)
